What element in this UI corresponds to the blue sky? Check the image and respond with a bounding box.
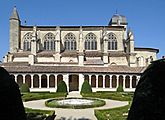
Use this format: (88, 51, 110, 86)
(0, 0, 164, 61)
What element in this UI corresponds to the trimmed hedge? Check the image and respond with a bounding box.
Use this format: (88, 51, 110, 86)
(82, 92, 133, 101)
(45, 97, 105, 109)
(25, 108, 55, 120)
(22, 92, 67, 102)
(56, 81, 68, 93)
(20, 83, 30, 93)
(117, 85, 124, 92)
(81, 80, 92, 94)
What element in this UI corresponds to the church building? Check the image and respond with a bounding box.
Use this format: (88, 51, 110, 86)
(0, 7, 159, 92)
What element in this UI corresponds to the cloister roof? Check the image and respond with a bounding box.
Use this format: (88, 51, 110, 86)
(1, 63, 146, 74)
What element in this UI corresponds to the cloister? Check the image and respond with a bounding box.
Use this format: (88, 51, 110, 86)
(10, 73, 140, 92)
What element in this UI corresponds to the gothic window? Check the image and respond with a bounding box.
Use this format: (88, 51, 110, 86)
(43, 33, 56, 51)
(85, 33, 97, 50)
(107, 33, 117, 50)
(23, 32, 32, 51)
(64, 33, 76, 51)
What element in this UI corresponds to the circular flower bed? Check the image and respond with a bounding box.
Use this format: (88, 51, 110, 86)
(45, 97, 106, 109)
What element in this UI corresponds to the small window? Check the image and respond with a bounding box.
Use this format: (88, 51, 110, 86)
(23, 32, 32, 51)
(107, 33, 117, 50)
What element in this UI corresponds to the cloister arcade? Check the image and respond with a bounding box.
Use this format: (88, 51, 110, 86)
(10, 73, 140, 92)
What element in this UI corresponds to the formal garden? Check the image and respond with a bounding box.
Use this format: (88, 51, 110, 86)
(21, 80, 134, 120)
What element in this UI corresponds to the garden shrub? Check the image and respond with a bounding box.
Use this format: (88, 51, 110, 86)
(20, 83, 30, 93)
(116, 85, 124, 92)
(80, 80, 92, 94)
(56, 80, 68, 93)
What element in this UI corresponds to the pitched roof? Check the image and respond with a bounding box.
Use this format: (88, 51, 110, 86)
(10, 6, 20, 20)
(1, 62, 146, 74)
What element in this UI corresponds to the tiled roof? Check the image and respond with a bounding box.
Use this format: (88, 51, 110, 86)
(1, 62, 146, 74)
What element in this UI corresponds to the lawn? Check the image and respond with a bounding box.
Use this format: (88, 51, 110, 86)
(95, 103, 131, 120)
(82, 91, 133, 120)
(22, 92, 66, 120)
(22, 92, 67, 102)
(82, 91, 133, 101)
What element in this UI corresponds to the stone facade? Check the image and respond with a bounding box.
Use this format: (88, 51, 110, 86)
(1, 7, 159, 92)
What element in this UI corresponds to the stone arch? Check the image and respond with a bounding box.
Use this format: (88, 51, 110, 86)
(132, 76, 137, 88)
(91, 75, 96, 87)
(119, 75, 123, 87)
(25, 74, 31, 88)
(41, 74, 47, 88)
(112, 75, 117, 88)
(33, 74, 39, 88)
(125, 76, 130, 88)
(17, 75, 23, 87)
(10, 74, 15, 81)
(84, 75, 89, 83)
(57, 74, 63, 86)
(105, 75, 110, 88)
(49, 75, 55, 88)
(98, 75, 103, 88)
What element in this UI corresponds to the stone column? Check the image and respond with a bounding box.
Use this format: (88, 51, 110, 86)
(23, 74, 26, 84)
(47, 74, 50, 88)
(116, 75, 119, 88)
(39, 74, 41, 88)
(79, 74, 84, 92)
(103, 75, 105, 88)
(31, 74, 33, 88)
(110, 75, 112, 88)
(55, 74, 57, 89)
(130, 75, 132, 88)
(63, 74, 69, 92)
(123, 75, 126, 89)
(89, 75, 91, 85)
(55, 26, 61, 53)
(96, 75, 98, 88)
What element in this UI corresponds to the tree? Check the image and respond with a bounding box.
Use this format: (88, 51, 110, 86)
(20, 83, 30, 93)
(116, 85, 124, 92)
(81, 80, 92, 94)
(56, 81, 68, 93)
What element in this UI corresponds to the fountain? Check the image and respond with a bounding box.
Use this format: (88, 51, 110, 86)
(45, 98, 105, 109)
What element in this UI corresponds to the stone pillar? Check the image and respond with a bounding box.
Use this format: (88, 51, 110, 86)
(39, 74, 41, 88)
(23, 74, 25, 84)
(110, 75, 112, 88)
(15, 74, 18, 83)
(10, 7, 20, 53)
(31, 26, 38, 55)
(130, 75, 132, 88)
(63, 74, 69, 92)
(96, 75, 98, 88)
(31, 75, 33, 88)
(55, 26, 61, 53)
(89, 75, 91, 85)
(78, 26, 84, 66)
(123, 75, 126, 89)
(103, 75, 105, 88)
(116, 75, 119, 88)
(55, 74, 57, 89)
(47, 74, 50, 88)
(79, 74, 84, 92)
